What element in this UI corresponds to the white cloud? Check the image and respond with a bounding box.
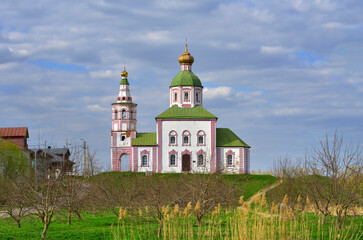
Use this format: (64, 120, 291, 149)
(322, 22, 359, 30)
(203, 86, 233, 99)
(260, 46, 292, 55)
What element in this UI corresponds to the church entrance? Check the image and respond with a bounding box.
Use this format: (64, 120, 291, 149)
(120, 154, 130, 171)
(182, 154, 191, 172)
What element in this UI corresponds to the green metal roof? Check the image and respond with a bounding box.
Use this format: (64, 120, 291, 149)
(216, 128, 250, 148)
(120, 78, 129, 85)
(155, 105, 217, 119)
(132, 132, 157, 146)
(170, 71, 202, 87)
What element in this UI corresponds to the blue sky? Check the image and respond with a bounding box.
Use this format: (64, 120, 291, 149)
(0, 0, 362, 171)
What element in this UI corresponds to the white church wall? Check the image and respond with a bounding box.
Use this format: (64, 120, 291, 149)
(160, 120, 213, 173)
(136, 147, 154, 172)
(218, 147, 243, 174)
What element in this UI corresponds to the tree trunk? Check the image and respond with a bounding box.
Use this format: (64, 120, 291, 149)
(67, 211, 71, 225)
(16, 219, 21, 228)
(75, 211, 82, 220)
(41, 222, 50, 239)
(197, 217, 201, 226)
(322, 214, 327, 225)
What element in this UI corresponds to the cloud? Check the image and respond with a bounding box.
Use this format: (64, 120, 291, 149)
(204, 86, 233, 99)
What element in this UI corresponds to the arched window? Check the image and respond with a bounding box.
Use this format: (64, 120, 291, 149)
(121, 135, 126, 141)
(196, 93, 199, 102)
(227, 154, 233, 166)
(174, 93, 177, 101)
(197, 131, 205, 146)
(122, 110, 126, 119)
(182, 130, 190, 146)
(184, 92, 189, 101)
(141, 155, 148, 166)
(169, 131, 177, 146)
(170, 154, 176, 166)
(198, 154, 204, 166)
(113, 111, 118, 119)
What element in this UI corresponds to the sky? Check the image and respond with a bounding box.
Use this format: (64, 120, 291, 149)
(0, 0, 362, 172)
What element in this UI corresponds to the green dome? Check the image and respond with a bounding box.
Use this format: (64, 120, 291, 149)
(170, 71, 202, 87)
(120, 78, 129, 85)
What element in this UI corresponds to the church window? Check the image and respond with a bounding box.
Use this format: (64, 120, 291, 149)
(184, 92, 189, 101)
(227, 154, 233, 166)
(174, 93, 177, 101)
(182, 131, 190, 146)
(169, 131, 177, 146)
(121, 135, 126, 141)
(198, 154, 204, 166)
(197, 131, 205, 146)
(141, 155, 148, 166)
(170, 154, 176, 166)
(113, 111, 118, 119)
(196, 93, 199, 101)
(122, 110, 126, 119)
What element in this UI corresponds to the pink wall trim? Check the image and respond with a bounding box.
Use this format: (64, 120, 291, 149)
(210, 120, 216, 173)
(181, 149, 191, 156)
(182, 104, 192, 108)
(245, 148, 249, 174)
(111, 147, 132, 171)
(168, 130, 178, 146)
(182, 130, 191, 146)
(152, 146, 157, 172)
(133, 147, 138, 172)
(157, 120, 162, 173)
(239, 148, 243, 174)
(216, 148, 221, 171)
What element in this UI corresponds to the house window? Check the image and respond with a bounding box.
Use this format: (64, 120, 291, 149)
(170, 136, 175, 144)
(227, 154, 233, 166)
(183, 136, 189, 144)
(122, 110, 126, 119)
(174, 93, 177, 101)
(141, 155, 148, 166)
(198, 154, 204, 166)
(198, 136, 204, 144)
(184, 92, 189, 101)
(170, 154, 176, 166)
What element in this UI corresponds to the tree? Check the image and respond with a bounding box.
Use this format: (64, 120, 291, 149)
(302, 131, 362, 227)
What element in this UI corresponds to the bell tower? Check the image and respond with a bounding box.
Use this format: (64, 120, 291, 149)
(111, 67, 137, 171)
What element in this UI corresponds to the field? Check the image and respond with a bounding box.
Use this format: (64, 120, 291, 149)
(0, 173, 361, 239)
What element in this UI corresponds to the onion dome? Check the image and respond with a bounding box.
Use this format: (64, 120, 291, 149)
(178, 44, 194, 65)
(120, 66, 129, 85)
(170, 71, 202, 87)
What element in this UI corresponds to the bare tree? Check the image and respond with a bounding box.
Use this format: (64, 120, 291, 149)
(302, 131, 362, 227)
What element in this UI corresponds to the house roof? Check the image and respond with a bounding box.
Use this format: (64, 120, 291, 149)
(216, 128, 250, 148)
(0, 127, 29, 138)
(170, 71, 202, 87)
(155, 105, 217, 119)
(132, 132, 157, 146)
(46, 147, 70, 156)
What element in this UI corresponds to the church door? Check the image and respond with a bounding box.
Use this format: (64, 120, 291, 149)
(182, 154, 191, 172)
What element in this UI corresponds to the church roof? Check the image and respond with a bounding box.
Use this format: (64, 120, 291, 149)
(155, 105, 217, 119)
(132, 132, 157, 146)
(216, 128, 250, 148)
(120, 78, 129, 85)
(170, 71, 202, 87)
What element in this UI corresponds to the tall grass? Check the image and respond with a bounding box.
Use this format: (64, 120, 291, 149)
(112, 194, 362, 240)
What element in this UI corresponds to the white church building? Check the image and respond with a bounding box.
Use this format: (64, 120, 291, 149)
(111, 45, 250, 174)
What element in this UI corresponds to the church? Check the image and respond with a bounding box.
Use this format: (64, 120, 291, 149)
(111, 45, 250, 174)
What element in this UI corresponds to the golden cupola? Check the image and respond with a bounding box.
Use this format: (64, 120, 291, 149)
(178, 44, 194, 65)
